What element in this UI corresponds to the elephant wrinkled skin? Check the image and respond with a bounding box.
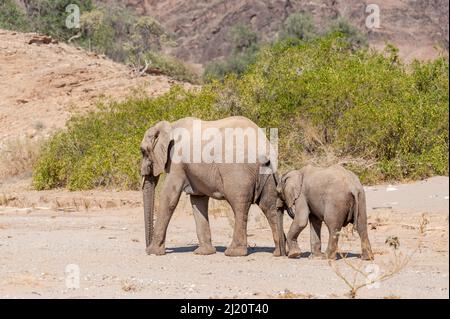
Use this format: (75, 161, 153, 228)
(278, 165, 374, 260)
(140, 116, 286, 257)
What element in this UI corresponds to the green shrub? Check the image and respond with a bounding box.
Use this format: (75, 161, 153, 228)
(79, 4, 163, 63)
(33, 34, 449, 190)
(204, 14, 367, 81)
(33, 87, 222, 190)
(0, 0, 30, 31)
(204, 25, 260, 81)
(204, 50, 259, 82)
(278, 12, 318, 43)
(325, 18, 367, 49)
(25, 0, 93, 40)
(136, 51, 200, 84)
(228, 36, 448, 180)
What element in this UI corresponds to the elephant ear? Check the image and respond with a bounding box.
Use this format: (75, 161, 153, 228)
(281, 170, 303, 208)
(147, 121, 172, 176)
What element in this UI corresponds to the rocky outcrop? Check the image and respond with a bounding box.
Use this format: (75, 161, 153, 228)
(97, 0, 449, 63)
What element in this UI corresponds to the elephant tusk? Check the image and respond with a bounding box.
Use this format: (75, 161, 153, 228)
(141, 176, 146, 190)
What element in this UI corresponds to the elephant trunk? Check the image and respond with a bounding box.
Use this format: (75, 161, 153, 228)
(142, 174, 159, 248)
(277, 208, 287, 256)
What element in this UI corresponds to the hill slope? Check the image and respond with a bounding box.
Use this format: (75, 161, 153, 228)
(0, 29, 191, 143)
(99, 0, 449, 63)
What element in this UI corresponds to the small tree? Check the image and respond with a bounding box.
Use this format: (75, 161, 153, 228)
(24, 0, 93, 40)
(279, 12, 318, 43)
(229, 25, 259, 53)
(204, 25, 260, 81)
(326, 18, 368, 49)
(0, 0, 30, 31)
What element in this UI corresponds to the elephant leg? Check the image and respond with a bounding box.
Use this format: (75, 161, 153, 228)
(356, 216, 374, 260)
(325, 222, 341, 260)
(259, 206, 285, 257)
(190, 195, 216, 255)
(286, 196, 309, 258)
(225, 201, 251, 257)
(309, 214, 325, 259)
(146, 175, 183, 256)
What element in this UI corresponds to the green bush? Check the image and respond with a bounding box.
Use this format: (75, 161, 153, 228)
(227, 36, 448, 180)
(135, 51, 200, 83)
(278, 12, 318, 43)
(204, 25, 260, 81)
(325, 18, 367, 49)
(25, 0, 93, 40)
(33, 87, 222, 190)
(76, 3, 198, 82)
(0, 0, 30, 31)
(203, 14, 367, 81)
(33, 34, 449, 190)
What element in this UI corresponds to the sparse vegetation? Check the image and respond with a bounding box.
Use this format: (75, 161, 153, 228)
(328, 229, 414, 299)
(204, 12, 368, 81)
(204, 25, 260, 82)
(137, 51, 200, 83)
(20, 0, 94, 39)
(0, 138, 42, 181)
(325, 18, 367, 49)
(278, 289, 316, 299)
(0, 0, 199, 83)
(0, 0, 30, 31)
(278, 12, 318, 43)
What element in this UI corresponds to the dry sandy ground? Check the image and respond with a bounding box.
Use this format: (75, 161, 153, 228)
(0, 176, 448, 299)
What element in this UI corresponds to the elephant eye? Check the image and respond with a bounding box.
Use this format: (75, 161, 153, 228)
(140, 147, 146, 156)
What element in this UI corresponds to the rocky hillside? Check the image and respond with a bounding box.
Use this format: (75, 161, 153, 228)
(0, 29, 192, 143)
(98, 0, 449, 63)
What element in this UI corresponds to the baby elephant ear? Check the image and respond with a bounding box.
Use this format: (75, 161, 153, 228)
(282, 170, 303, 208)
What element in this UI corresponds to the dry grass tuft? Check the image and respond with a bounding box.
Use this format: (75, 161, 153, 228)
(419, 213, 430, 235)
(278, 289, 316, 299)
(0, 138, 42, 180)
(328, 228, 417, 298)
(121, 280, 139, 292)
(0, 193, 17, 206)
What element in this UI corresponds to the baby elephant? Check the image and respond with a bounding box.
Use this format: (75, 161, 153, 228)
(277, 164, 374, 260)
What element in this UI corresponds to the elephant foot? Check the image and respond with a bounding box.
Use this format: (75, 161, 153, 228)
(309, 252, 326, 260)
(288, 247, 301, 259)
(286, 240, 300, 258)
(325, 251, 337, 260)
(273, 247, 285, 257)
(194, 245, 216, 255)
(361, 250, 374, 261)
(146, 244, 166, 256)
(224, 245, 248, 257)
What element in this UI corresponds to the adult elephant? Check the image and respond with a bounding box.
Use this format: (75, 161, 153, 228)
(140, 116, 286, 257)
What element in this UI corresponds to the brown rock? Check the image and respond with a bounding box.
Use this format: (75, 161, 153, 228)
(28, 35, 58, 45)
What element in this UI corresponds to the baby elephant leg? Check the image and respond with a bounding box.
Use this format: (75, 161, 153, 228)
(287, 196, 309, 259)
(309, 214, 325, 259)
(325, 221, 342, 260)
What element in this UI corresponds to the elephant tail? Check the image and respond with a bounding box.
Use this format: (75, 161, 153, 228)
(349, 189, 366, 232)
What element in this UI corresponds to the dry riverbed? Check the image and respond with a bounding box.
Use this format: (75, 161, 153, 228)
(0, 177, 448, 299)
